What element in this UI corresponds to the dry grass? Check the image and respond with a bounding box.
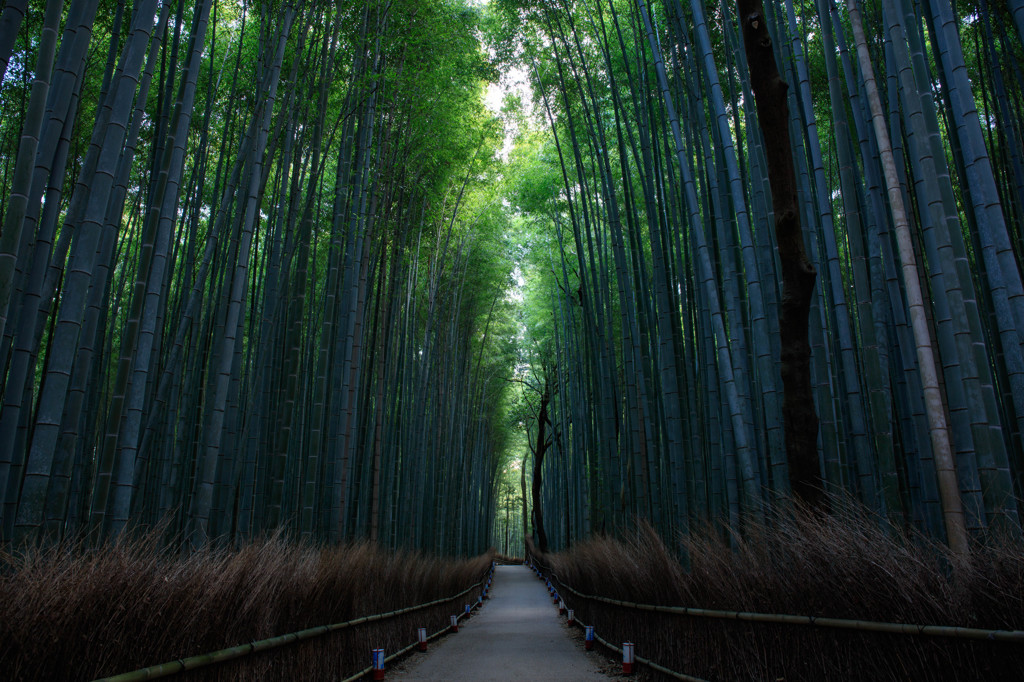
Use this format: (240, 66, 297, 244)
(537, 509, 1024, 681)
(0, 536, 491, 681)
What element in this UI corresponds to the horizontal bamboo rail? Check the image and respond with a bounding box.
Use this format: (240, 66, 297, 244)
(567, 612, 708, 682)
(528, 558, 707, 681)
(528, 554, 1024, 643)
(95, 567, 491, 682)
(338, 604, 481, 682)
(555, 580, 1024, 642)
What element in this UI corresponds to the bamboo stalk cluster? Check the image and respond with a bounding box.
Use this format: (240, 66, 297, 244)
(0, 0, 515, 552)
(497, 0, 1024, 550)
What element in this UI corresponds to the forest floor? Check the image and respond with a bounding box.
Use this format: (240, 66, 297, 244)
(391, 564, 621, 680)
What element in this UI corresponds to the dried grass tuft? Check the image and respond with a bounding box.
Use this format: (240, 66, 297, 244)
(0, 536, 491, 681)
(540, 507, 1024, 681)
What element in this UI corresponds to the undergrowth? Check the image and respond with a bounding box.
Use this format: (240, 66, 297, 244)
(0, 536, 491, 681)
(536, 508, 1024, 681)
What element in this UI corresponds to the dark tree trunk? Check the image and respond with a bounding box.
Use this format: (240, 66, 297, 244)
(736, 0, 824, 509)
(520, 450, 529, 553)
(531, 378, 551, 553)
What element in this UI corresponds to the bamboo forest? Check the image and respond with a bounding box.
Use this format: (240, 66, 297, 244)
(2, 0, 1024, 678)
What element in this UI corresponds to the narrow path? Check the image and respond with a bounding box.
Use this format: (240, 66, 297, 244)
(392, 564, 613, 681)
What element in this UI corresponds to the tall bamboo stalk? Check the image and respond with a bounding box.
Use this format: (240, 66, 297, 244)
(846, 0, 968, 556)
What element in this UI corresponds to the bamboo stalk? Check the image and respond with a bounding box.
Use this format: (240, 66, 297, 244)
(845, 0, 968, 556)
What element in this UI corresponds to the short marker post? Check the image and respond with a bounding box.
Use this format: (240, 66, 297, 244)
(371, 648, 385, 680)
(585, 625, 595, 650)
(465, 603, 472, 615)
(558, 600, 566, 615)
(417, 627, 428, 651)
(567, 609, 575, 625)
(450, 615, 459, 633)
(622, 642, 635, 674)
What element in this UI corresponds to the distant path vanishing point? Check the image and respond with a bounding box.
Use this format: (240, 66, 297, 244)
(392, 564, 612, 681)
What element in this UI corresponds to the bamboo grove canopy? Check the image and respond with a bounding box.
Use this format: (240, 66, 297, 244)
(0, 0, 1023, 555)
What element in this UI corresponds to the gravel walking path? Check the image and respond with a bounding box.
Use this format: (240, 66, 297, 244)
(392, 564, 613, 681)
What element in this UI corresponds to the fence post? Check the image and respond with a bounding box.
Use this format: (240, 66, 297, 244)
(372, 648, 385, 680)
(585, 625, 594, 650)
(622, 642, 635, 674)
(417, 627, 428, 651)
